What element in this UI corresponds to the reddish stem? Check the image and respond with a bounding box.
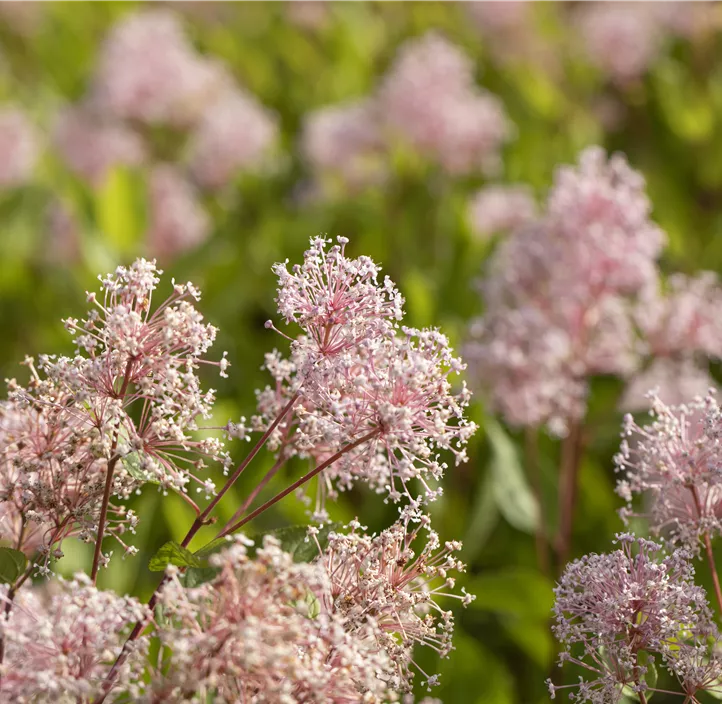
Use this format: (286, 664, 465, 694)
(218, 428, 381, 538)
(220, 454, 286, 534)
(525, 427, 550, 577)
(555, 420, 584, 572)
(90, 358, 135, 583)
(92, 392, 301, 703)
(690, 485, 722, 614)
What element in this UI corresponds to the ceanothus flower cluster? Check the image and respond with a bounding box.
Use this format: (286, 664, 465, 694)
(0, 239, 474, 701)
(0, 574, 149, 702)
(256, 237, 476, 515)
(466, 146, 663, 434)
(317, 508, 474, 691)
(549, 534, 716, 703)
(615, 391, 722, 552)
(1, 259, 229, 568)
(152, 535, 399, 703)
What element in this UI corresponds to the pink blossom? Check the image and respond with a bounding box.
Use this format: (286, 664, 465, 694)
(302, 99, 388, 192)
(53, 104, 145, 186)
(318, 509, 473, 690)
(146, 165, 211, 261)
(550, 534, 714, 702)
(0, 107, 38, 188)
(92, 9, 225, 127)
(615, 391, 722, 552)
(153, 535, 397, 702)
(620, 358, 716, 413)
(188, 88, 278, 190)
(0, 575, 149, 701)
(379, 32, 511, 175)
(574, 3, 668, 84)
(467, 184, 537, 239)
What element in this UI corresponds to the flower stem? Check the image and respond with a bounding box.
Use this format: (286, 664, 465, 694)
(703, 531, 722, 614)
(90, 358, 135, 583)
(525, 426, 550, 577)
(218, 428, 381, 538)
(689, 485, 722, 614)
(555, 419, 584, 572)
(92, 392, 301, 703)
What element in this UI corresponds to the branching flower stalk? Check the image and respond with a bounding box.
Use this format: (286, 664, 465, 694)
(81, 236, 475, 702)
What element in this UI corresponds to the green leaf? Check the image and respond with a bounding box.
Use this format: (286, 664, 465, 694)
(464, 467, 499, 562)
(121, 452, 160, 485)
(183, 566, 221, 588)
(467, 567, 554, 621)
(148, 541, 202, 572)
(485, 417, 539, 533)
(0, 548, 27, 584)
(194, 536, 231, 559)
(248, 522, 342, 563)
(95, 166, 143, 255)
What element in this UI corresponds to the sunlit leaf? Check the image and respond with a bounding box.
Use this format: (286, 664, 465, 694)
(149, 541, 202, 572)
(0, 548, 26, 585)
(485, 417, 539, 533)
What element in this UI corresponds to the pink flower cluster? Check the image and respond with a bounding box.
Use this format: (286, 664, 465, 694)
(0, 240, 474, 700)
(256, 236, 476, 515)
(621, 273, 722, 410)
(615, 391, 722, 553)
(302, 32, 511, 193)
(467, 184, 537, 240)
(154, 509, 471, 700)
(52, 9, 278, 261)
(1, 259, 229, 568)
(0, 107, 40, 188)
(466, 147, 664, 433)
(574, 2, 713, 85)
(549, 534, 718, 702)
(0, 575, 149, 702)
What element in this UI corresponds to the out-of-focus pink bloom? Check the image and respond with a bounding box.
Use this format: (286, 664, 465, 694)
(46, 199, 80, 264)
(0, 575, 149, 701)
(147, 165, 211, 260)
(53, 104, 145, 186)
(636, 272, 722, 359)
(466, 147, 658, 433)
(188, 88, 278, 190)
(0, 1, 43, 36)
(285, 0, 331, 30)
(379, 32, 511, 175)
(0, 107, 38, 188)
(302, 99, 388, 192)
(92, 9, 225, 126)
(575, 3, 667, 84)
(467, 184, 537, 239)
(620, 357, 716, 413)
(153, 535, 397, 702)
(466, 1, 530, 33)
(547, 146, 665, 295)
(615, 391, 722, 552)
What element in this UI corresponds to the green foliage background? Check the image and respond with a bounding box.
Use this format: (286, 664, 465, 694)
(1, 2, 722, 702)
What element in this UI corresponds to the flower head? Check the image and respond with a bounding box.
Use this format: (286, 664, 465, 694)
(0, 574, 149, 702)
(615, 391, 722, 551)
(550, 534, 714, 702)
